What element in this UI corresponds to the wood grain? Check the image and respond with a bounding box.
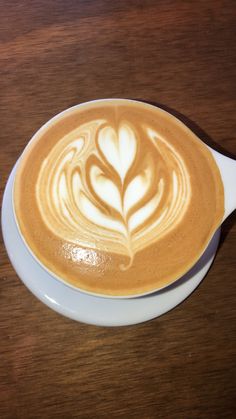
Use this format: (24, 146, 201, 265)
(0, 1, 236, 418)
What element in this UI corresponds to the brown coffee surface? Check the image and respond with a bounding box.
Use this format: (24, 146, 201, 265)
(14, 100, 224, 296)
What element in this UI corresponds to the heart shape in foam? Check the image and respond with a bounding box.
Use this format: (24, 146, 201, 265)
(97, 124, 137, 181)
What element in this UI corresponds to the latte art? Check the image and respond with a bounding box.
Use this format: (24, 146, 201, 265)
(14, 100, 224, 296)
(36, 120, 191, 269)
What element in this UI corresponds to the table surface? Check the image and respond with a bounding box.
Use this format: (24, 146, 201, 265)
(0, 1, 236, 418)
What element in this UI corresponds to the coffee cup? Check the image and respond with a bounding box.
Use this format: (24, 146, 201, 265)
(12, 99, 236, 298)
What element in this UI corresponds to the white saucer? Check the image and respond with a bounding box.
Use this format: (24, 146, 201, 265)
(1, 167, 221, 326)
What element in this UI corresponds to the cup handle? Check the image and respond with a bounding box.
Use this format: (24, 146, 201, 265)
(210, 147, 236, 221)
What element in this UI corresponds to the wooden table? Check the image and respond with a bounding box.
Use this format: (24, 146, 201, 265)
(1, 1, 236, 418)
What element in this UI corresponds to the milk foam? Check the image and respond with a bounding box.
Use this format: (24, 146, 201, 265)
(36, 119, 191, 269)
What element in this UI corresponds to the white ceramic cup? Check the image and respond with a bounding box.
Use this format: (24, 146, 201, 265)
(10, 99, 236, 298)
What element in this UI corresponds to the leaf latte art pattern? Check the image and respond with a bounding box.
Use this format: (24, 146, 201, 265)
(36, 119, 191, 269)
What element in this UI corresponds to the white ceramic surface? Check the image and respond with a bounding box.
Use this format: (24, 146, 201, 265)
(209, 147, 236, 221)
(2, 167, 221, 326)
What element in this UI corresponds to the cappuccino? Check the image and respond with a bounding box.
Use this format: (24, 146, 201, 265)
(14, 100, 224, 296)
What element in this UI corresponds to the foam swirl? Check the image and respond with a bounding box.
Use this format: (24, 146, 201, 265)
(36, 119, 191, 269)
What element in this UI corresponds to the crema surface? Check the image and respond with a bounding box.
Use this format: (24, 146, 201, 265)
(14, 100, 224, 296)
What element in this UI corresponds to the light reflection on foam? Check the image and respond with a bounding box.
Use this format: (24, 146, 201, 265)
(62, 243, 101, 267)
